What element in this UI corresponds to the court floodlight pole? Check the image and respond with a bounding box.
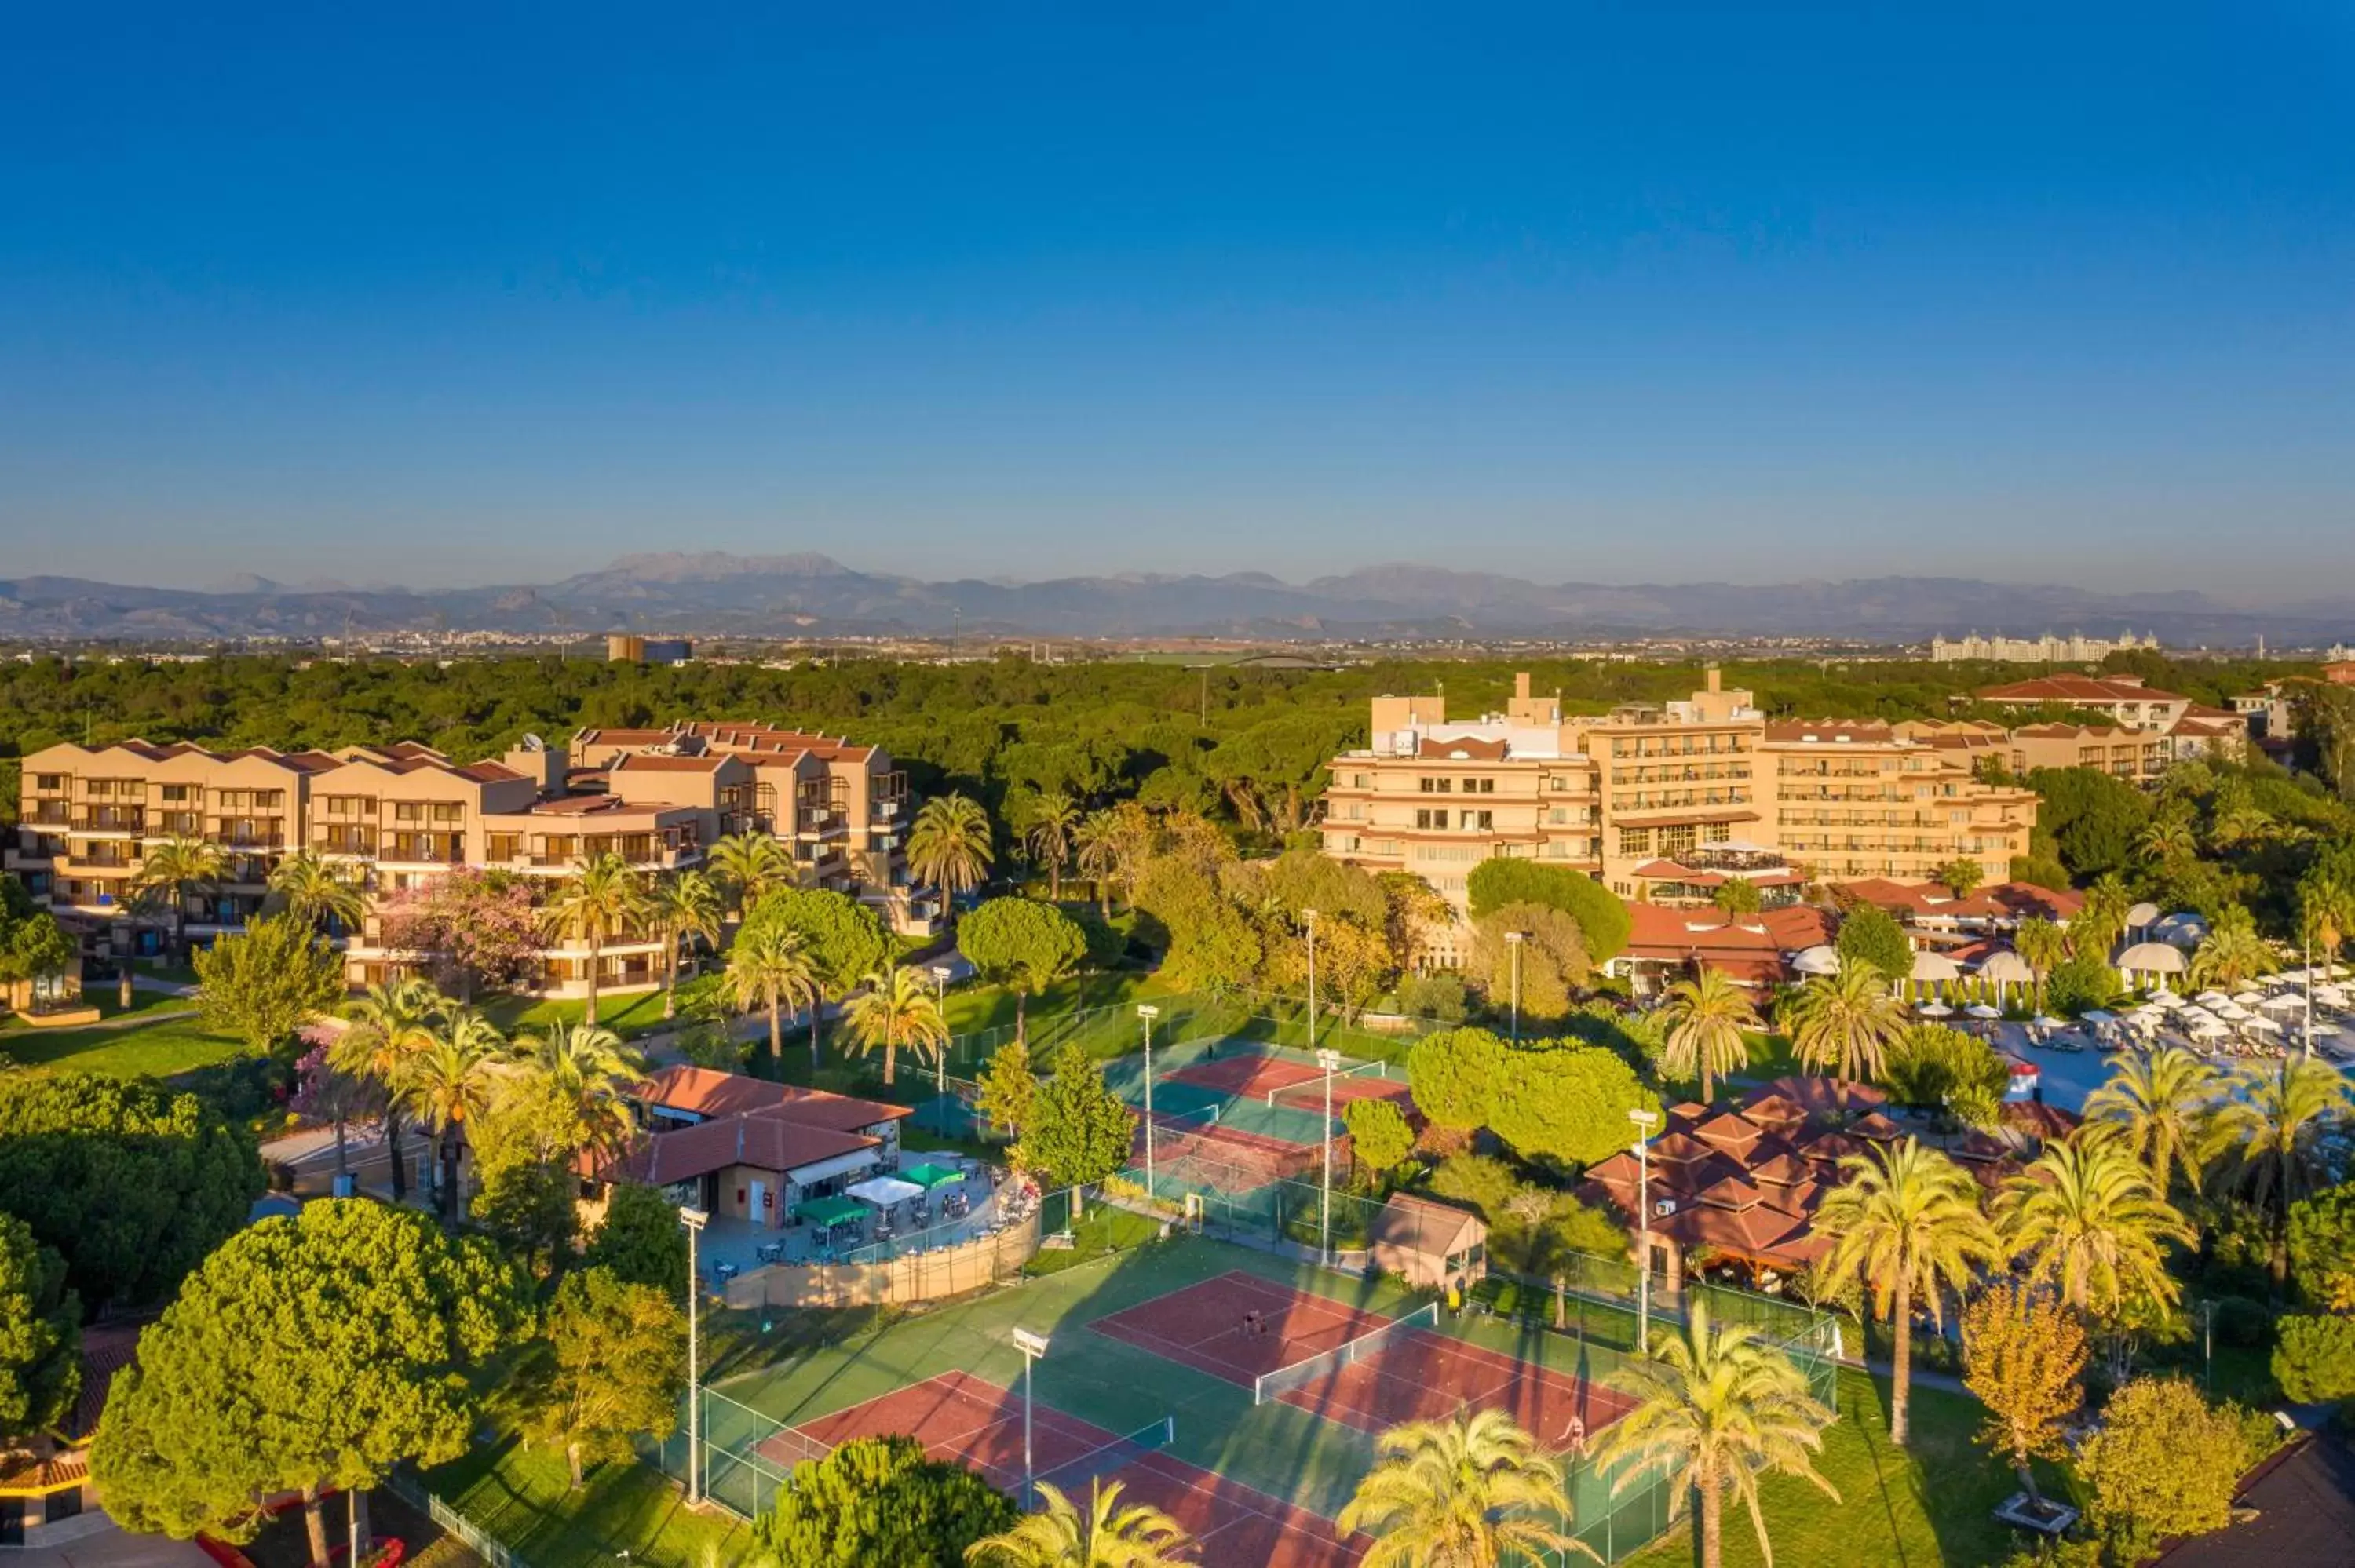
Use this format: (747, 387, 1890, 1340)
(1012, 1329, 1052, 1509)
(1629, 1108, 1659, 1351)
(1303, 907, 1319, 1052)
(1316, 1046, 1342, 1264)
(929, 963, 954, 1087)
(1138, 1004, 1161, 1203)
(677, 1204, 710, 1503)
(1505, 930, 1525, 1044)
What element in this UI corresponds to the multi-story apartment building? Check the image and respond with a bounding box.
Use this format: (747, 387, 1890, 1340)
(570, 722, 923, 932)
(1319, 672, 2038, 939)
(7, 721, 926, 997)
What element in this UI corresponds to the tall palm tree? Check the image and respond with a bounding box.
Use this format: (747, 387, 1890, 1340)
(2071, 874, 2132, 963)
(396, 1006, 512, 1219)
(133, 834, 226, 953)
(1338, 1408, 1587, 1568)
(1073, 810, 1126, 915)
(2202, 1055, 2355, 1284)
(1814, 1138, 1997, 1445)
(2013, 917, 2068, 1016)
(266, 849, 368, 935)
(2136, 808, 2198, 866)
(1590, 1300, 1839, 1568)
(1776, 968, 1908, 1081)
(648, 870, 724, 1019)
(2189, 904, 2277, 990)
(964, 1479, 1192, 1567)
(513, 1019, 645, 1157)
(2083, 1043, 2214, 1198)
(330, 976, 449, 1200)
(1711, 878, 1764, 917)
(907, 793, 995, 906)
(706, 831, 794, 917)
(1996, 1133, 2195, 1317)
(1022, 792, 1081, 901)
(842, 961, 951, 1087)
(1933, 858, 1984, 899)
(1656, 968, 1761, 1104)
(541, 852, 648, 1027)
(2299, 870, 2355, 971)
(722, 919, 820, 1070)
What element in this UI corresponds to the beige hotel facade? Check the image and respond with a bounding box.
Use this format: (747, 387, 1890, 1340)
(1320, 672, 2039, 950)
(6, 724, 924, 997)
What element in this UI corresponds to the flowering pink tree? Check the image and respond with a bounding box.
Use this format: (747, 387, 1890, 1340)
(290, 1039, 388, 1176)
(375, 870, 543, 1000)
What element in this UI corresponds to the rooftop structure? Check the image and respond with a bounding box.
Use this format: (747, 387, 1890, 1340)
(1929, 631, 2159, 663)
(1973, 673, 2193, 732)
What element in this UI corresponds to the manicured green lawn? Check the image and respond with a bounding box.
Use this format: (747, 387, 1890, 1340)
(424, 1437, 750, 1568)
(0, 984, 191, 1034)
(480, 985, 696, 1041)
(0, 1014, 250, 1078)
(1625, 1369, 2057, 1568)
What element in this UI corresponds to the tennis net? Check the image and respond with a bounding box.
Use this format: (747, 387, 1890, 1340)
(1252, 1302, 1441, 1405)
(1265, 1058, 1389, 1108)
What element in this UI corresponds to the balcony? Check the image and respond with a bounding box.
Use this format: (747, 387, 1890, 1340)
(23, 804, 71, 828)
(60, 851, 139, 873)
(68, 808, 146, 835)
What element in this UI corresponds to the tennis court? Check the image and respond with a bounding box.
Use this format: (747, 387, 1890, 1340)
(1164, 1050, 1415, 1114)
(1093, 1271, 1637, 1443)
(749, 1367, 1367, 1566)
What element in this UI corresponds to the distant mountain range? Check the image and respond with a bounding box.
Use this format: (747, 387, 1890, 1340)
(2, 554, 2350, 646)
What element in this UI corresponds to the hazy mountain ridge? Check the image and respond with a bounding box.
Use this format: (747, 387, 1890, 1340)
(0, 557, 2347, 644)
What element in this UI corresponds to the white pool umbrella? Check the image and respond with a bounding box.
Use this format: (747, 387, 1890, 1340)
(1915, 1001, 1954, 1018)
(1966, 1003, 2003, 1020)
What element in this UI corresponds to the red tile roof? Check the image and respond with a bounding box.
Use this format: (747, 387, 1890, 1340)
(1977, 675, 2186, 705)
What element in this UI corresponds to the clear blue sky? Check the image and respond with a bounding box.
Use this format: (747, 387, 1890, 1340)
(2, 2, 2349, 593)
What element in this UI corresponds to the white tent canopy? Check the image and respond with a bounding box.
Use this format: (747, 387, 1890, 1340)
(2152, 913, 2209, 950)
(1910, 951, 1964, 983)
(1791, 945, 1842, 976)
(847, 1176, 926, 1209)
(1977, 950, 2036, 986)
(2127, 901, 2162, 930)
(1915, 1001, 1955, 1018)
(2118, 942, 2189, 976)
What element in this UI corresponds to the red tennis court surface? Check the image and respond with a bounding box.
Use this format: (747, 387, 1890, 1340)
(766, 1370, 1367, 1567)
(1167, 1053, 1417, 1112)
(1093, 1271, 1637, 1444)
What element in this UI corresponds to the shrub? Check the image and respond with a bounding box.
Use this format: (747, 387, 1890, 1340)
(2273, 1315, 2355, 1402)
(2047, 954, 2121, 1015)
(1395, 970, 1468, 1023)
(2079, 1377, 2251, 1561)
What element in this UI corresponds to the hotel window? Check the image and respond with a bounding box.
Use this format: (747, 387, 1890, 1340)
(1462, 777, 1494, 794)
(487, 833, 522, 862)
(1418, 777, 1452, 793)
(432, 803, 465, 823)
(160, 783, 195, 804)
(1461, 809, 1492, 831)
(1617, 826, 1652, 856)
(35, 774, 63, 792)
(1415, 808, 1447, 830)
(393, 802, 425, 823)
(1660, 824, 1698, 855)
(1703, 821, 1732, 844)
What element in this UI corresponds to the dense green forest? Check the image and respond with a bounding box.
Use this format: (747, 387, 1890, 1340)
(0, 647, 2312, 836)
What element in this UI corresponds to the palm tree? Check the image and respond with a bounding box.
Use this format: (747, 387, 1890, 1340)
(2202, 1055, 2355, 1284)
(396, 1006, 512, 1218)
(331, 977, 448, 1201)
(1711, 878, 1762, 917)
(2083, 1043, 2214, 1198)
(1996, 1133, 2196, 1317)
(513, 1019, 645, 1157)
(1656, 969, 1761, 1104)
(907, 793, 995, 906)
(2299, 871, 2355, 970)
(1776, 968, 1908, 1081)
(541, 852, 648, 1026)
(964, 1479, 1192, 1566)
(1813, 1139, 1996, 1445)
(1590, 1300, 1839, 1568)
(133, 834, 226, 953)
(1022, 792, 1081, 902)
(648, 870, 724, 1019)
(1337, 1408, 1586, 1568)
(707, 831, 794, 917)
(1934, 858, 1984, 899)
(2137, 808, 2198, 866)
(2071, 874, 2132, 962)
(1073, 809, 1126, 915)
(2014, 917, 2068, 1016)
(266, 849, 368, 935)
(842, 961, 950, 1087)
(722, 919, 820, 1070)
(2189, 904, 2277, 990)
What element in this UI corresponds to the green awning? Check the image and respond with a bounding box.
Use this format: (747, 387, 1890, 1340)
(902, 1163, 965, 1192)
(791, 1196, 867, 1229)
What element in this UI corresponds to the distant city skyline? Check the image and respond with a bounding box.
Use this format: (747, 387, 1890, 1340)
(4, 3, 2350, 592)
